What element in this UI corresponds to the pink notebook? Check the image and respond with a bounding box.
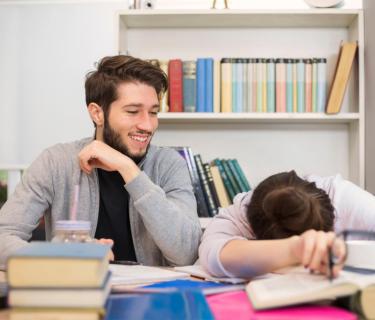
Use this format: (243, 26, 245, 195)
(206, 291, 357, 320)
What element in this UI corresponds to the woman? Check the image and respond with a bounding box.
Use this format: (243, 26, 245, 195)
(199, 171, 375, 278)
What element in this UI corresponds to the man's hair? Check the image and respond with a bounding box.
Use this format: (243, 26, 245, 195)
(246, 171, 335, 240)
(85, 55, 168, 121)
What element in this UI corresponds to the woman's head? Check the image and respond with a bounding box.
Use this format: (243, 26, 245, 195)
(246, 171, 335, 240)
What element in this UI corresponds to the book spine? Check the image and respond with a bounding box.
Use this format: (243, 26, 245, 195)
(182, 60, 196, 113)
(286, 59, 293, 113)
(159, 60, 170, 112)
(266, 58, 276, 113)
(232, 159, 251, 191)
(168, 59, 183, 112)
(203, 163, 220, 213)
(186, 148, 210, 217)
(213, 60, 221, 113)
(205, 58, 214, 113)
(232, 59, 238, 112)
(209, 165, 231, 208)
(256, 59, 263, 112)
(221, 160, 242, 196)
(312, 58, 318, 112)
(227, 159, 247, 193)
(292, 60, 297, 113)
(213, 159, 235, 203)
(276, 58, 286, 112)
(194, 155, 218, 217)
(296, 59, 305, 113)
(304, 58, 312, 113)
(246, 59, 253, 112)
(317, 58, 327, 113)
(196, 58, 206, 112)
(220, 58, 232, 113)
(242, 59, 248, 113)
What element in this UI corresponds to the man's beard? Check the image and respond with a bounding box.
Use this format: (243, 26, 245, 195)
(102, 118, 151, 164)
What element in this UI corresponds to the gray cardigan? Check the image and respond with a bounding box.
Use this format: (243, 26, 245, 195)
(0, 138, 202, 268)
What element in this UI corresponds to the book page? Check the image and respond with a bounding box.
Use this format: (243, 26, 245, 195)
(248, 268, 375, 309)
(109, 265, 188, 286)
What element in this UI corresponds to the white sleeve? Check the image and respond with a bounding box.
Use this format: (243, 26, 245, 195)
(198, 192, 254, 277)
(333, 178, 375, 233)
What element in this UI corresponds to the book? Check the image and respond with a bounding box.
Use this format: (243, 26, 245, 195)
(203, 163, 220, 211)
(7, 242, 110, 288)
(10, 307, 104, 320)
(182, 60, 196, 112)
(207, 290, 357, 320)
(210, 165, 231, 208)
(205, 58, 214, 113)
(144, 279, 245, 295)
(8, 272, 111, 308)
(213, 159, 235, 202)
(196, 58, 206, 112)
(194, 154, 218, 216)
(106, 290, 214, 320)
(109, 264, 189, 286)
(168, 59, 183, 112)
(246, 267, 375, 311)
(220, 58, 232, 112)
(326, 41, 357, 114)
(159, 60, 169, 112)
(172, 146, 210, 217)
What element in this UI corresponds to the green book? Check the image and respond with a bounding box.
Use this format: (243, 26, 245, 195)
(231, 159, 251, 191)
(213, 159, 234, 203)
(221, 160, 242, 196)
(226, 159, 247, 193)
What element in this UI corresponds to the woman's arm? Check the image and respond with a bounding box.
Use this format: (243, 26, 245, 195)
(220, 230, 340, 278)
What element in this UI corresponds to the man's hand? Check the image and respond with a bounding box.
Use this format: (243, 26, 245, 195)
(78, 140, 140, 183)
(290, 230, 345, 277)
(96, 238, 115, 261)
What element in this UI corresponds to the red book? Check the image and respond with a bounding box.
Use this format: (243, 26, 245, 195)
(168, 59, 183, 112)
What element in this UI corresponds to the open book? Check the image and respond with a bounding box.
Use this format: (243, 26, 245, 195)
(246, 267, 375, 318)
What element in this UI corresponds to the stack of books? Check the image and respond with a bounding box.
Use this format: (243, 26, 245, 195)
(6, 242, 111, 320)
(173, 147, 251, 217)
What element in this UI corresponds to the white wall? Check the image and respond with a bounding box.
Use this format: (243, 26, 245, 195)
(0, 0, 128, 165)
(0, 0, 362, 166)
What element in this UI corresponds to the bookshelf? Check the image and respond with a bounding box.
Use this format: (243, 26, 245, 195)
(116, 9, 364, 188)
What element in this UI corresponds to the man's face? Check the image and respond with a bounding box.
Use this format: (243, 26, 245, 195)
(103, 82, 159, 163)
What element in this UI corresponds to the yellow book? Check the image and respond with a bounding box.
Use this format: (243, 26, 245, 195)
(221, 58, 232, 112)
(213, 60, 221, 113)
(326, 42, 357, 114)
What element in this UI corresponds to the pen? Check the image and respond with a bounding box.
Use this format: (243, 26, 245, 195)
(328, 248, 334, 282)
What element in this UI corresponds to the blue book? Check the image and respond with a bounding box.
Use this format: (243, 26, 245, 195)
(196, 58, 206, 112)
(182, 61, 196, 112)
(106, 290, 214, 320)
(205, 58, 214, 112)
(7, 242, 111, 288)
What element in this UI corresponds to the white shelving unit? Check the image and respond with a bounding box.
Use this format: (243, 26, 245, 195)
(116, 9, 364, 187)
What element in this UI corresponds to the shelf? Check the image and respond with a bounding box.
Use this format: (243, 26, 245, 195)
(119, 9, 360, 28)
(157, 112, 360, 124)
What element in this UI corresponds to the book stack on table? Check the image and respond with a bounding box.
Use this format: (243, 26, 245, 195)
(6, 242, 112, 320)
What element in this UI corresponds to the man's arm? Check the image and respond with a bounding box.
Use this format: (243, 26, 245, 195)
(125, 149, 202, 266)
(0, 150, 54, 268)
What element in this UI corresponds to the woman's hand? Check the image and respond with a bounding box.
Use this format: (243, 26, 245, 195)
(290, 229, 345, 277)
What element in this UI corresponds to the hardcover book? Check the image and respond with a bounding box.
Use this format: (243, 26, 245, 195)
(7, 242, 110, 288)
(247, 267, 375, 314)
(326, 42, 357, 114)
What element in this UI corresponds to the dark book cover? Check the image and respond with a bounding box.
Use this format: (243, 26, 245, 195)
(203, 163, 220, 212)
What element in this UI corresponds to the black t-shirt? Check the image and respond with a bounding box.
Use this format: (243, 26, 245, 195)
(95, 169, 137, 262)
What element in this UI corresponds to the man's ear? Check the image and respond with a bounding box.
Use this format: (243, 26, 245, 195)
(87, 103, 104, 127)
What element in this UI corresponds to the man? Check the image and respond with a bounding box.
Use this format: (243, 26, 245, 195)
(0, 55, 201, 268)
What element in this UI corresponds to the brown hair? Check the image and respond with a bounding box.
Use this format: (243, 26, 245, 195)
(85, 55, 168, 123)
(246, 171, 335, 240)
